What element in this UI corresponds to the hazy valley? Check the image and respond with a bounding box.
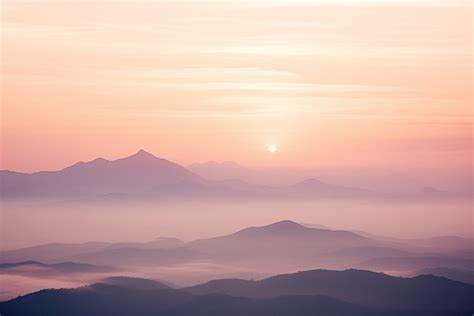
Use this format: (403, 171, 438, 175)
(0, 152, 472, 314)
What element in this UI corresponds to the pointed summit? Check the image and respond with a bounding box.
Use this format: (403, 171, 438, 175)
(0, 149, 201, 198)
(133, 149, 156, 158)
(119, 149, 162, 164)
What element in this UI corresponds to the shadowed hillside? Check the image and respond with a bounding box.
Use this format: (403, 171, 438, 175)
(1, 270, 473, 316)
(184, 269, 474, 310)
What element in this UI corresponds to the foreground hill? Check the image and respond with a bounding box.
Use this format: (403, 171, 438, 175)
(0, 286, 376, 316)
(407, 267, 474, 285)
(184, 269, 474, 311)
(1, 270, 473, 316)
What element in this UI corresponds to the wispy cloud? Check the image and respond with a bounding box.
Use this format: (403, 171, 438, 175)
(1, 0, 472, 171)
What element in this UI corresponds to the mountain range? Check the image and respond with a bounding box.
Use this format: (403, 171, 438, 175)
(1, 220, 472, 285)
(187, 220, 373, 267)
(0, 221, 375, 268)
(0, 260, 118, 276)
(0, 150, 200, 199)
(183, 268, 474, 310)
(1, 150, 465, 201)
(1, 269, 473, 316)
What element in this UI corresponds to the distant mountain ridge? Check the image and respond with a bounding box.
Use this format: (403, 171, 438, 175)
(188, 160, 472, 197)
(0, 260, 116, 273)
(0, 150, 368, 200)
(1, 150, 464, 201)
(0, 237, 185, 264)
(0, 150, 201, 198)
(182, 221, 375, 269)
(0, 220, 374, 268)
(2, 220, 471, 273)
(222, 220, 366, 240)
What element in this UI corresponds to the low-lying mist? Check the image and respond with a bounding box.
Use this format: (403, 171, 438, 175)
(1, 197, 472, 301)
(1, 198, 472, 249)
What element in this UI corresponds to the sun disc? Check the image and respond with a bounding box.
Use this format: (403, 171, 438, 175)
(268, 144, 277, 153)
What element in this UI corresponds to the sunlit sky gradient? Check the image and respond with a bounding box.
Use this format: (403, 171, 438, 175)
(1, 0, 472, 180)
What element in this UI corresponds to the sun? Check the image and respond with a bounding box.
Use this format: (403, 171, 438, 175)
(268, 144, 277, 153)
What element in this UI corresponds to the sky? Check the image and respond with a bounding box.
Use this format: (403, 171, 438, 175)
(1, 0, 472, 180)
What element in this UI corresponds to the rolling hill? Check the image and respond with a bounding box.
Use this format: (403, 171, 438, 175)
(1, 270, 473, 316)
(187, 220, 375, 266)
(184, 268, 474, 310)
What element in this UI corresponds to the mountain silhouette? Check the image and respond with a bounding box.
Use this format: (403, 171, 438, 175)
(408, 267, 474, 285)
(184, 268, 474, 311)
(1, 270, 473, 316)
(0, 150, 201, 198)
(1, 221, 372, 268)
(103, 237, 185, 251)
(70, 247, 204, 267)
(0, 220, 376, 273)
(186, 220, 374, 268)
(2, 220, 471, 278)
(0, 242, 112, 263)
(0, 260, 116, 274)
(0, 238, 184, 264)
(229, 220, 363, 238)
(0, 287, 373, 316)
(99, 276, 170, 290)
(2, 150, 457, 201)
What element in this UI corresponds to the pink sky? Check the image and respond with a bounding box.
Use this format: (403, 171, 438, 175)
(1, 0, 472, 174)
